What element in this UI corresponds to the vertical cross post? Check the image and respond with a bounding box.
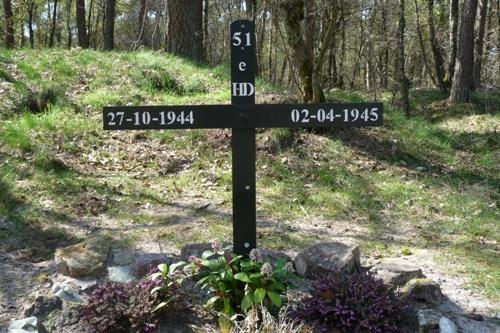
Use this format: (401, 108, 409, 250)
(231, 20, 256, 255)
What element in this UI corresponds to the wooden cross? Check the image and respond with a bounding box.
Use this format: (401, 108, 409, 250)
(103, 20, 383, 255)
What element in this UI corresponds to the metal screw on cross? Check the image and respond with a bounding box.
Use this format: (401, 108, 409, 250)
(103, 20, 383, 256)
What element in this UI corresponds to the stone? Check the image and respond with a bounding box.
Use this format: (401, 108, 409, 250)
(131, 253, 171, 277)
(69, 277, 97, 292)
(52, 282, 84, 303)
(111, 249, 135, 265)
(54, 237, 110, 278)
(8, 317, 45, 333)
(45, 306, 83, 332)
(403, 278, 442, 305)
(259, 248, 292, 265)
(23, 295, 62, 319)
(418, 309, 441, 333)
(370, 257, 425, 288)
(453, 315, 500, 333)
(180, 243, 212, 260)
(107, 265, 136, 283)
(439, 317, 457, 333)
(293, 242, 360, 277)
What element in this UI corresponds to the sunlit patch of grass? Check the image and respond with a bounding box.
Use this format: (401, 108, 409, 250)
(436, 247, 500, 304)
(327, 89, 365, 103)
(79, 88, 123, 108)
(17, 61, 41, 80)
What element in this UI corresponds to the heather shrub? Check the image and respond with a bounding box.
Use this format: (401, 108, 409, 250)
(293, 272, 408, 333)
(80, 273, 179, 333)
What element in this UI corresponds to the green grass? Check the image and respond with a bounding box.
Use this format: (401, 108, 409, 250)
(0, 48, 499, 305)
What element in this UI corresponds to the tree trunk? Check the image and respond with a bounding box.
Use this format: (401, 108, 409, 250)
(380, 0, 389, 88)
(268, 18, 274, 81)
(28, 0, 35, 48)
(87, 0, 94, 46)
(244, 0, 255, 18)
(280, 0, 313, 102)
(49, 0, 58, 47)
(278, 57, 287, 85)
(257, 0, 267, 77)
(450, 0, 478, 103)
(104, 0, 116, 50)
(138, 0, 148, 47)
(203, 0, 209, 60)
(427, 0, 446, 92)
(76, 0, 88, 48)
(67, 0, 73, 48)
(497, 0, 500, 84)
(312, 4, 340, 103)
(339, 14, 346, 88)
(473, 0, 488, 88)
(305, 0, 315, 61)
(447, 0, 459, 85)
(397, 0, 410, 116)
(2, 0, 15, 48)
(414, 0, 437, 86)
(167, 0, 204, 62)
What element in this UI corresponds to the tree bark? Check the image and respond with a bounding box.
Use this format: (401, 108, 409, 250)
(76, 0, 89, 48)
(473, 0, 488, 88)
(380, 0, 389, 88)
(28, 0, 35, 48)
(245, 0, 256, 18)
(167, 0, 204, 62)
(447, 0, 459, 85)
(312, 4, 340, 103)
(67, 0, 73, 48)
(203, 0, 209, 60)
(2, 0, 15, 48)
(104, 0, 116, 50)
(450, 0, 478, 103)
(397, 0, 410, 116)
(427, 0, 446, 92)
(280, 0, 313, 102)
(305, 0, 315, 61)
(137, 0, 148, 47)
(339, 14, 346, 88)
(414, 0, 437, 86)
(49, 0, 58, 47)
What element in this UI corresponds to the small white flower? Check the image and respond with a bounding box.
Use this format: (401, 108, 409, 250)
(249, 248, 262, 262)
(260, 263, 273, 280)
(284, 262, 295, 273)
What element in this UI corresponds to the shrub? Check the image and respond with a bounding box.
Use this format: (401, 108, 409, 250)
(17, 85, 59, 113)
(80, 272, 179, 333)
(293, 272, 408, 333)
(137, 66, 180, 93)
(184, 241, 298, 330)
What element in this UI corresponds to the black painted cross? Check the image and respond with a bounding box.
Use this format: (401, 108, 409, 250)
(103, 20, 383, 255)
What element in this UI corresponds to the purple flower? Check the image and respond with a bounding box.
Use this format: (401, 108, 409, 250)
(291, 272, 409, 333)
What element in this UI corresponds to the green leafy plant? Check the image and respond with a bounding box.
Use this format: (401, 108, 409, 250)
(187, 241, 298, 322)
(150, 261, 187, 312)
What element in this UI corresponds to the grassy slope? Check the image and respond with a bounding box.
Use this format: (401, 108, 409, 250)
(0, 48, 498, 302)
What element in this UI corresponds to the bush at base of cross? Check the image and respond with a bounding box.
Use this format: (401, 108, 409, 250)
(152, 241, 299, 331)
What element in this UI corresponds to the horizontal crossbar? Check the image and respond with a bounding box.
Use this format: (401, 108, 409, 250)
(103, 103, 383, 130)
